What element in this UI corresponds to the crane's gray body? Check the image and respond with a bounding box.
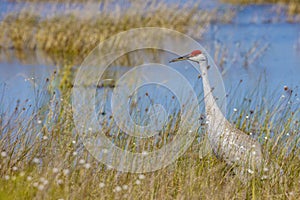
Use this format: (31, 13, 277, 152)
(200, 56, 263, 178)
(201, 55, 263, 180)
(170, 51, 263, 179)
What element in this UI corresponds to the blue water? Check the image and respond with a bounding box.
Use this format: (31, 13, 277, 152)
(0, 59, 55, 118)
(204, 22, 300, 92)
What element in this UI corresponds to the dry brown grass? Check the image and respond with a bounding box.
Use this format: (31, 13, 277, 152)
(0, 1, 234, 63)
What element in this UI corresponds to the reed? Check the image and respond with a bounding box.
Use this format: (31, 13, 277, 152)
(0, 71, 299, 199)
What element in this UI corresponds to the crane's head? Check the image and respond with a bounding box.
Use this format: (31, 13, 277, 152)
(169, 50, 207, 63)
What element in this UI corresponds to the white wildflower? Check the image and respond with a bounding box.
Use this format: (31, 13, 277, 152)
(57, 179, 63, 185)
(40, 177, 46, 182)
(99, 182, 105, 188)
(263, 167, 269, 172)
(63, 169, 70, 176)
(33, 158, 40, 164)
(1, 151, 7, 157)
(135, 180, 141, 185)
(38, 184, 44, 191)
(79, 159, 85, 164)
(40, 178, 48, 185)
(84, 163, 91, 169)
(52, 168, 59, 173)
(115, 186, 122, 192)
(138, 174, 145, 180)
(261, 175, 268, 180)
(33, 182, 39, 187)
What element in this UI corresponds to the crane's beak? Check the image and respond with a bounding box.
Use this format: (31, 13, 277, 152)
(169, 54, 190, 63)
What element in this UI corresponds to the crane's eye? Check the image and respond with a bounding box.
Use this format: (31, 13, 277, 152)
(200, 56, 206, 61)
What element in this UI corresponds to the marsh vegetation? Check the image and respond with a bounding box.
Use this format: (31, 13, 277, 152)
(0, 0, 299, 199)
(223, 0, 300, 15)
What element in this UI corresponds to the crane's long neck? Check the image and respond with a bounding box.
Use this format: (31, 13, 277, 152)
(199, 61, 226, 137)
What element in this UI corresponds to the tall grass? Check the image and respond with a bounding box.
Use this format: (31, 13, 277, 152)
(0, 69, 299, 199)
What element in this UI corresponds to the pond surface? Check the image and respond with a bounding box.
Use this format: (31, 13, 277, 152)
(0, 1, 299, 117)
(204, 4, 300, 93)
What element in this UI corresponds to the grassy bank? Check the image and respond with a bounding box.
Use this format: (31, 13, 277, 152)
(0, 1, 233, 64)
(223, 0, 300, 15)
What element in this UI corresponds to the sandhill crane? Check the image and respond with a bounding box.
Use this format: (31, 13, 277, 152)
(170, 50, 263, 180)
